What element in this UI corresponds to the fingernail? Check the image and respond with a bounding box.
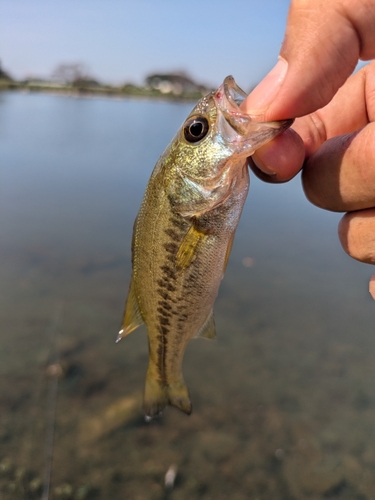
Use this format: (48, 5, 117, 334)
(244, 57, 288, 114)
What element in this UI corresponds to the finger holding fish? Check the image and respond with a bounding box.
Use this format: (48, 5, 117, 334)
(249, 128, 304, 183)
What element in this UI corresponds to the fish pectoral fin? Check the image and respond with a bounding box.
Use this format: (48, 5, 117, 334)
(117, 278, 144, 342)
(176, 224, 207, 271)
(196, 310, 216, 340)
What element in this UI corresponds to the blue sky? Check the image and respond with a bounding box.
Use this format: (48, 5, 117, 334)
(1, 0, 291, 89)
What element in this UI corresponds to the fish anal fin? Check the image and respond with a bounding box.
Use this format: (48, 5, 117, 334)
(196, 310, 216, 340)
(144, 368, 192, 418)
(117, 278, 144, 342)
(223, 231, 235, 276)
(176, 224, 207, 271)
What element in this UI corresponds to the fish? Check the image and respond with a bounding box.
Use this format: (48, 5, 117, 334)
(117, 76, 292, 418)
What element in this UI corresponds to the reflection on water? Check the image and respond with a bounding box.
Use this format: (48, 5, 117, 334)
(1, 92, 375, 499)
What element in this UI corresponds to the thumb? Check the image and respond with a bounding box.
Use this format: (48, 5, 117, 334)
(243, 0, 375, 120)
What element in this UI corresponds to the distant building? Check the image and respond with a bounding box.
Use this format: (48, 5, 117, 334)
(145, 72, 209, 95)
(22, 78, 66, 89)
(23, 78, 50, 85)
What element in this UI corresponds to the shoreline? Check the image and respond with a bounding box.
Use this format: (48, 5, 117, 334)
(0, 81, 206, 104)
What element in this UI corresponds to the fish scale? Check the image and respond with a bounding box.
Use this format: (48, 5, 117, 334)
(117, 76, 293, 417)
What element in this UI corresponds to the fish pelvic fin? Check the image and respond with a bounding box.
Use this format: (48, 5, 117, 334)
(117, 277, 144, 342)
(143, 370, 192, 418)
(196, 310, 216, 340)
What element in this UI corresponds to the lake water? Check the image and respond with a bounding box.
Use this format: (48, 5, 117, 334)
(1, 91, 375, 500)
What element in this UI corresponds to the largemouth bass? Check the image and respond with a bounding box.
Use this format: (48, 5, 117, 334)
(118, 76, 292, 418)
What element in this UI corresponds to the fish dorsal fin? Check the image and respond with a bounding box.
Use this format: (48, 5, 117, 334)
(223, 231, 236, 277)
(196, 310, 216, 340)
(176, 224, 207, 270)
(117, 278, 144, 342)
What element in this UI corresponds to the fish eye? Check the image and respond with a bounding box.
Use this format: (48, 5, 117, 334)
(183, 117, 209, 143)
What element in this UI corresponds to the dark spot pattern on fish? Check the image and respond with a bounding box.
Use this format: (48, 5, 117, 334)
(160, 326, 169, 335)
(158, 289, 171, 301)
(155, 219, 190, 384)
(160, 264, 177, 281)
(157, 307, 171, 318)
(169, 216, 188, 231)
(158, 300, 172, 311)
(185, 271, 198, 286)
(183, 265, 204, 294)
(164, 228, 180, 242)
(159, 316, 171, 326)
(156, 332, 168, 384)
(157, 279, 166, 288)
(157, 278, 176, 292)
(163, 242, 178, 254)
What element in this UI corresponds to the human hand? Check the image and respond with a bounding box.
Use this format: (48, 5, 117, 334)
(241, 0, 375, 298)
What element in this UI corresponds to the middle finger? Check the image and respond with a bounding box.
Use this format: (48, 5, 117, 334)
(302, 122, 375, 212)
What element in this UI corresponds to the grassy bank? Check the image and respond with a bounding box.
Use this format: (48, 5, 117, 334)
(0, 79, 207, 102)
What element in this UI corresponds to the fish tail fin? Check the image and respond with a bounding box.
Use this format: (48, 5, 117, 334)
(143, 369, 192, 418)
(143, 374, 169, 418)
(166, 379, 192, 415)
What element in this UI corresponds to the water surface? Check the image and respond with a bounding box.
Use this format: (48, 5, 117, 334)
(1, 92, 375, 499)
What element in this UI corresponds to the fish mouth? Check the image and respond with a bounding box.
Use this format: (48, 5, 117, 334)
(214, 75, 293, 155)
